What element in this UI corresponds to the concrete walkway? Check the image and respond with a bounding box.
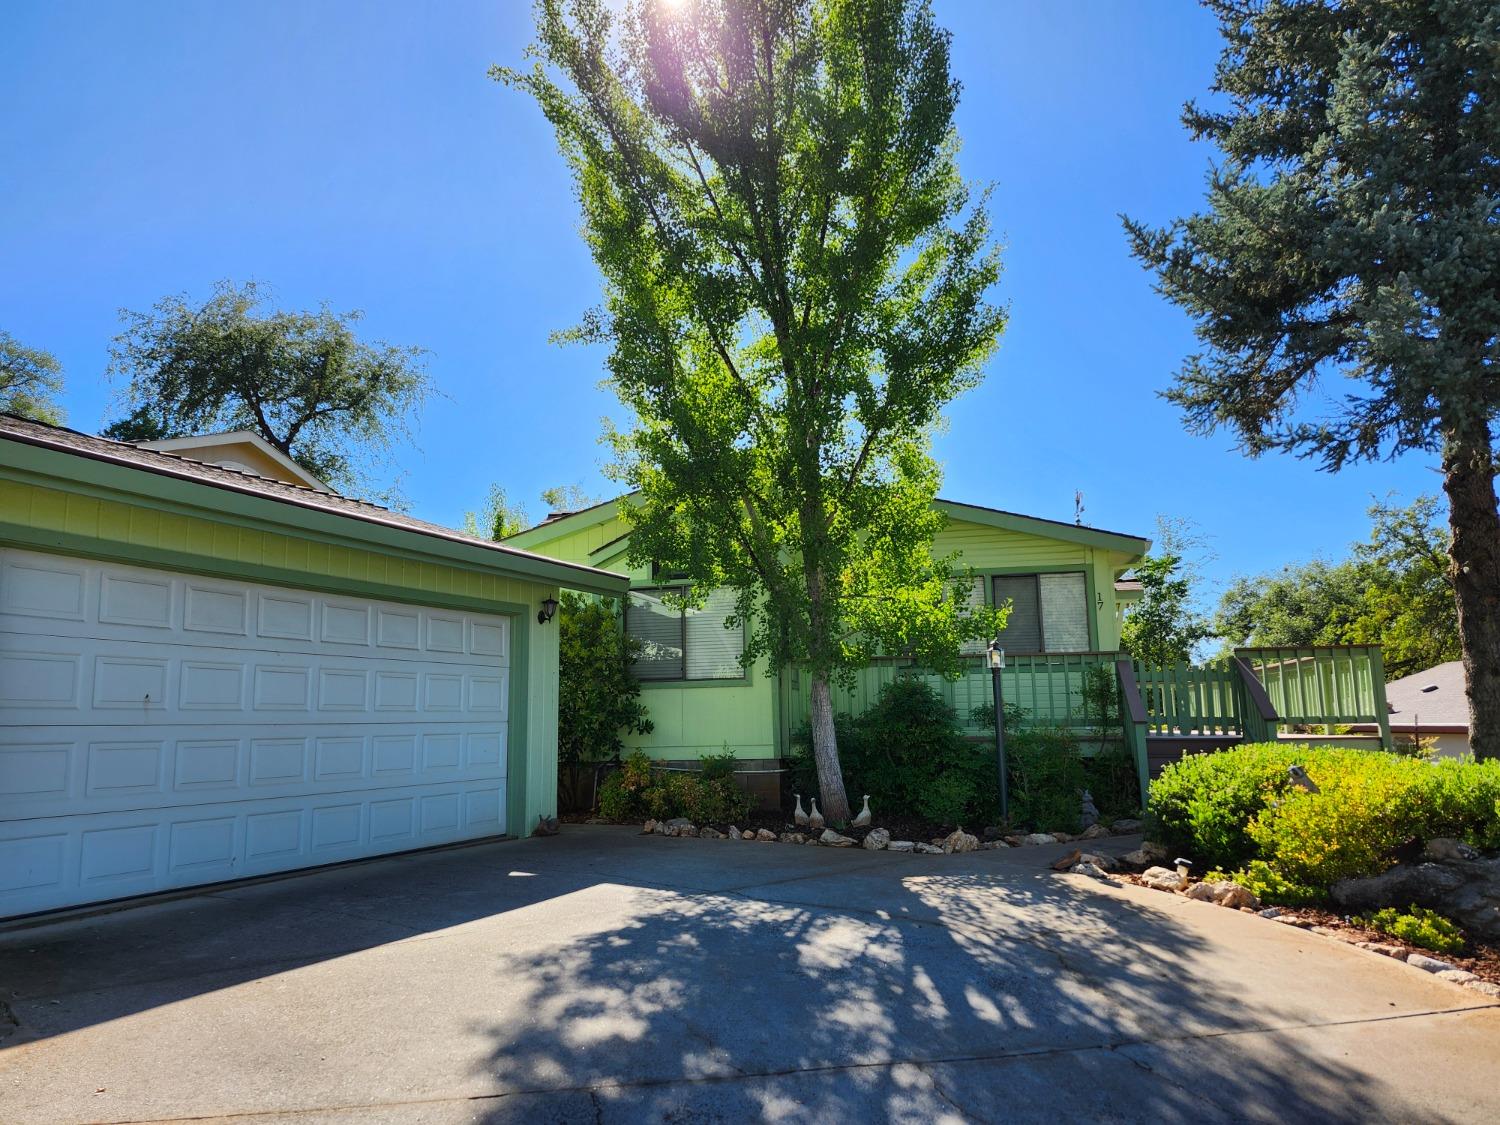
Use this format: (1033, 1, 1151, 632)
(2, 827, 1498, 1123)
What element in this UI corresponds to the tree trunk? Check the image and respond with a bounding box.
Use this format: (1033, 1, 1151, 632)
(807, 675, 852, 824)
(1440, 416, 1500, 762)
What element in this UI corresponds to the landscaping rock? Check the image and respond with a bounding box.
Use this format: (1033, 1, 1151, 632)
(1216, 883, 1261, 910)
(914, 843, 945, 855)
(1184, 881, 1219, 902)
(1070, 862, 1110, 879)
(642, 819, 658, 834)
(1465, 980, 1500, 998)
(1355, 941, 1405, 957)
(1051, 831, 1075, 843)
(665, 818, 696, 837)
(780, 832, 806, 845)
(1259, 908, 1283, 920)
(980, 840, 1009, 849)
(888, 840, 916, 853)
(805, 837, 821, 846)
(1022, 833, 1056, 847)
(1331, 856, 1500, 943)
(1077, 852, 1119, 872)
(1080, 823, 1112, 841)
(821, 829, 857, 847)
(1406, 953, 1457, 973)
(1423, 837, 1480, 862)
(1052, 849, 1083, 871)
(1111, 818, 1144, 834)
(862, 828, 891, 851)
(727, 826, 742, 840)
(752, 828, 773, 842)
(1436, 969, 1479, 984)
(699, 827, 723, 839)
(1003, 835, 1025, 848)
(1141, 866, 1189, 892)
(1119, 848, 1160, 869)
(942, 828, 979, 854)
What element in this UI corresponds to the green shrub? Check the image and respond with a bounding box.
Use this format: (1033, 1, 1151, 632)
(1357, 906, 1466, 954)
(1007, 727, 1088, 832)
(1150, 743, 1500, 903)
(791, 677, 999, 828)
(597, 751, 752, 824)
(557, 594, 653, 767)
(1208, 860, 1321, 907)
(1081, 746, 1142, 821)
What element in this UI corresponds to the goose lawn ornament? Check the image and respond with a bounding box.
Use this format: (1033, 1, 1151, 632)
(807, 798, 825, 832)
(793, 794, 810, 827)
(851, 795, 872, 828)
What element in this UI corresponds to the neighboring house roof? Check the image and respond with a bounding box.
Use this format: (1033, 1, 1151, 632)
(136, 430, 331, 492)
(0, 413, 628, 595)
(1382, 660, 1469, 732)
(507, 491, 1151, 559)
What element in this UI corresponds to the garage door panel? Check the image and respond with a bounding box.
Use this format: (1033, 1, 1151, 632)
(0, 779, 508, 914)
(0, 632, 508, 726)
(1, 725, 507, 819)
(0, 548, 514, 918)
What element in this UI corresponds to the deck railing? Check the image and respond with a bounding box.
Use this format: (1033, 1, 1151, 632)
(1233, 645, 1393, 743)
(781, 645, 1393, 757)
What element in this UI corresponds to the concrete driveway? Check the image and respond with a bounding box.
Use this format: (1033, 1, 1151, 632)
(2, 827, 1498, 1124)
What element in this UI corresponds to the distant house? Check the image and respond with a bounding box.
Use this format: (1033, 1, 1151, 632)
(1367, 660, 1472, 759)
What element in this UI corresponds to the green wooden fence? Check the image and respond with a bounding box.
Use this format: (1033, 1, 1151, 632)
(781, 645, 1393, 758)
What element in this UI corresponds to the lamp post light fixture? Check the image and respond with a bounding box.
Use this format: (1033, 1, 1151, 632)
(987, 640, 1009, 823)
(537, 596, 560, 625)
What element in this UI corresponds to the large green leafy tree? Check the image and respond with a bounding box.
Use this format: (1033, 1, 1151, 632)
(1121, 517, 1214, 665)
(501, 0, 1006, 820)
(1216, 496, 1459, 679)
(1126, 0, 1500, 759)
(104, 281, 431, 499)
(0, 331, 66, 425)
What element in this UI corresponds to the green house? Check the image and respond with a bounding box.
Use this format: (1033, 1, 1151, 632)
(507, 497, 1151, 800)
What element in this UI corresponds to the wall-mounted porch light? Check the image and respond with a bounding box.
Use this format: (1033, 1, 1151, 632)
(537, 596, 560, 625)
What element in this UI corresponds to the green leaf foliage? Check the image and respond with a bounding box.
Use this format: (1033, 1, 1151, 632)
(1356, 906, 1467, 955)
(597, 750, 751, 824)
(0, 330, 66, 425)
(1150, 742, 1500, 902)
(104, 280, 431, 499)
(500, 0, 1008, 815)
(1214, 495, 1459, 678)
(557, 593, 653, 768)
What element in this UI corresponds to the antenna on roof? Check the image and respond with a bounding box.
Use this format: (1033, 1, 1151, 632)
(1074, 490, 1085, 526)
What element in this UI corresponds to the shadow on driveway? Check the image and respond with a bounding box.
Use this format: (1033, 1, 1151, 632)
(1, 828, 1491, 1123)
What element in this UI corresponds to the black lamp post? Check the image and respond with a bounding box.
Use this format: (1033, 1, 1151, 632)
(988, 640, 1009, 823)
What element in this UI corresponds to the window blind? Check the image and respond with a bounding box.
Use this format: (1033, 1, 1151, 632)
(991, 575, 1042, 653)
(685, 587, 744, 679)
(1039, 572, 1090, 652)
(627, 589, 685, 680)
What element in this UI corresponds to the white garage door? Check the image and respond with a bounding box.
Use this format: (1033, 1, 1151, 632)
(0, 548, 511, 918)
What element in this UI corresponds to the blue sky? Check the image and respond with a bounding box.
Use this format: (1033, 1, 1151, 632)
(1, 1, 1439, 602)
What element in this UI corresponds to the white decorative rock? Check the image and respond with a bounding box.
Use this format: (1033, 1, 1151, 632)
(756, 828, 777, 842)
(727, 826, 742, 840)
(1141, 866, 1189, 892)
(862, 828, 891, 851)
(820, 828, 857, 847)
(699, 826, 723, 839)
(642, 819, 658, 834)
(1022, 833, 1057, 846)
(1436, 969, 1479, 984)
(1080, 824, 1112, 841)
(915, 843, 945, 855)
(1070, 862, 1110, 879)
(888, 840, 916, 853)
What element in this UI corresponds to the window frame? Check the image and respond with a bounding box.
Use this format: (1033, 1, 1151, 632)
(988, 570, 1094, 655)
(627, 584, 748, 683)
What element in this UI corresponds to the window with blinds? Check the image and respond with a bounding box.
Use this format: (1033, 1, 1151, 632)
(989, 572, 1090, 653)
(626, 586, 746, 681)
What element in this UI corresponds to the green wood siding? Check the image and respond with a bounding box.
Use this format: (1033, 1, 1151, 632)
(515, 502, 1145, 761)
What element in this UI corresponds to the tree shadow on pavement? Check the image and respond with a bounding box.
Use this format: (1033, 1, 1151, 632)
(471, 864, 1396, 1123)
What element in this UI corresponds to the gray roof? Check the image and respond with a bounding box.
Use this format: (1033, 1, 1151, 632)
(0, 413, 626, 589)
(1383, 661, 1469, 731)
